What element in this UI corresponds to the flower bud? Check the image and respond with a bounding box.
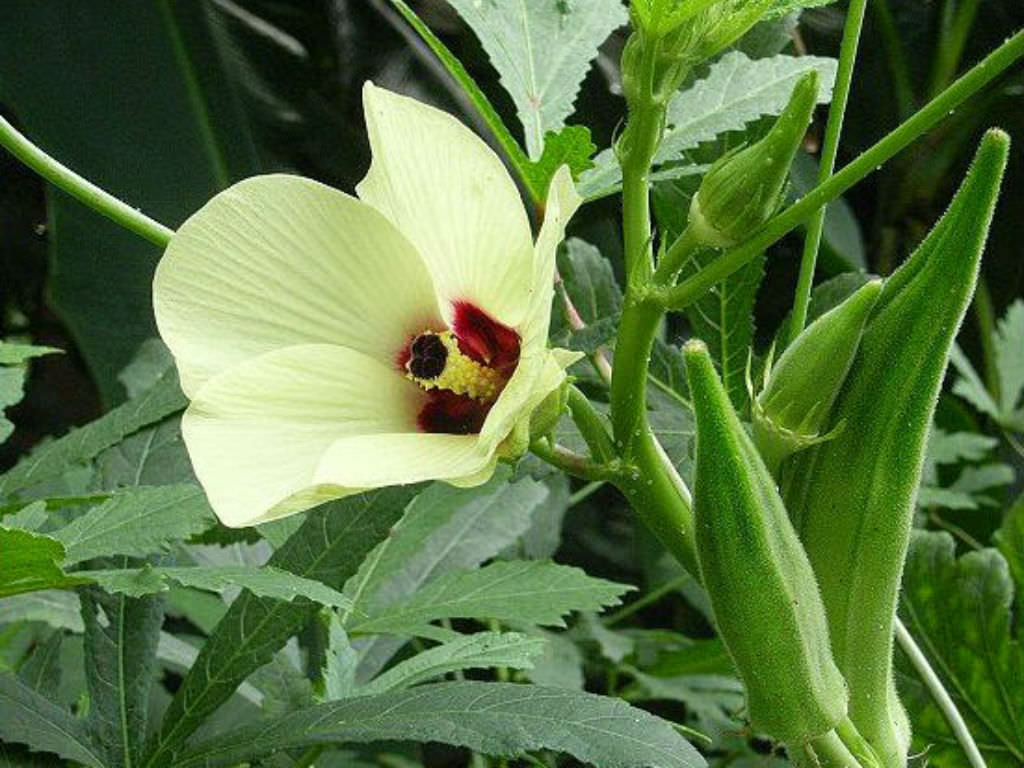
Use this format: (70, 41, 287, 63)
(684, 339, 848, 745)
(689, 71, 819, 248)
(752, 279, 882, 473)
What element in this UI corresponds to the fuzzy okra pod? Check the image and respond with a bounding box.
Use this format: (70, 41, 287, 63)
(783, 130, 1010, 767)
(683, 340, 848, 747)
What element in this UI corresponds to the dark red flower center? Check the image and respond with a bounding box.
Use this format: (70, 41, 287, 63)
(398, 302, 521, 436)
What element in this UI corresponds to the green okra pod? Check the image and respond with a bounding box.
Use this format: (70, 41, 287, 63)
(683, 340, 848, 746)
(782, 130, 1010, 767)
(752, 279, 882, 474)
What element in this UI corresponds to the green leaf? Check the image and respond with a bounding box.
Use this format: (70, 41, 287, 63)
(84, 565, 354, 610)
(317, 612, 359, 702)
(51, 485, 216, 565)
(443, 0, 627, 159)
(356, 632, 545, 696)
(348, 560, 631, 636)
(525, 628, 584, 689)
(0, 528, 88, 598)
(767, 0, 838, 17)
(578, 52, 837, 199)
(174, 681, 705, 768)
(344, 475, 546, 679)
(622, 668, 745, 743)
(2, 502, 48, 533)
(0, 343, 60, 445)
(0, 592, 83, 632)
(0, 368, 186, 499)
(949, 344, 1005, 425)
(926, 429, 998, 466)
(17, 633, 63, 698)
(81, 584, 164, 768)
(522, 125, 597, 195)
(993, 299, 1024, 423)
(994, 495, 1024, 600)
(0, 673, 104, 767)
(144, 485, 422, 768)
(897, 531, 1024, 768)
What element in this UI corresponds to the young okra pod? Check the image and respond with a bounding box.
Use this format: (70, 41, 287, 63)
(683, 340, 848, 746)
(782, 130, 1010, 767)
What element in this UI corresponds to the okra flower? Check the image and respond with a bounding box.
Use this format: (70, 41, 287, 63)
(153, 83, 581, 527)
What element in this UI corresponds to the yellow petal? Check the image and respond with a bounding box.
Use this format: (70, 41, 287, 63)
(182, 344, 422, 527)
(357, 83, 534, 329)
(155, 174, 442, 396)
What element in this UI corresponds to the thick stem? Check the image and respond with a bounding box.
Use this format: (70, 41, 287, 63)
(0, 115, 174, 248)
(789, 0, 867, 344)
(658, 27, 1024, 311)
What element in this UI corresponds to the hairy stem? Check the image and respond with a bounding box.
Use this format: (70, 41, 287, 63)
(789, 0, 867, 344)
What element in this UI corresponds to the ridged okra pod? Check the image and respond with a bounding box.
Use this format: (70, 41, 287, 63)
(782, 130, 1010, 767)
(683, 340, 848, 746)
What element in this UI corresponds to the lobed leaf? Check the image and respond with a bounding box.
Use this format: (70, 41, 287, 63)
(897, 531, 1024, 768)
(443, 0, 627, 159)
(0, 528, 88, 598)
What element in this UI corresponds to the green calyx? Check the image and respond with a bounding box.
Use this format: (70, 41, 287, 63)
(752, 279, 883, 473)
(689, 71, 819, 249)
(683, 339, 848, 746)
(783, 130, 1010, 767)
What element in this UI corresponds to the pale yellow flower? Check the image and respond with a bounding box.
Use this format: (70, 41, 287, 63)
(153, 83, 581, 527)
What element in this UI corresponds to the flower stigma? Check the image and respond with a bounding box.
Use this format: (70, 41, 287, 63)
(400, 302, 522, 435)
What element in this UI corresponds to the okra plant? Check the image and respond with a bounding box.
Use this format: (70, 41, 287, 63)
(0, 2, 1021, 768)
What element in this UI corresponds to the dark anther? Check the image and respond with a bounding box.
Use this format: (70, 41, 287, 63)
(407, 333, 448, 379)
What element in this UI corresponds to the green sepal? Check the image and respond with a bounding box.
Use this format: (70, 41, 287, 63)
(752, 279, 882, 473)
(689, 71, 819, 248)
(529, 378, 571, 443)
(783, 130, 1010, 767)
(683, 339, 848, 746)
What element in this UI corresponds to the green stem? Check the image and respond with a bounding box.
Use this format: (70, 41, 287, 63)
(799, 728, 862, 768)
(568, 480, 605, 507)
(0, 115, 174, 248)
(871, 0, 916, 119)
(529, 440, 619, 483)
(652, 226, 701, 285)
(894, 617, 987, 768)
(566, 386, 615, 462)
(927, 0, 981, 100)
(789, 0, 867, 345)
(603, 573, 690, 627)
(657, 27, 1024, 311)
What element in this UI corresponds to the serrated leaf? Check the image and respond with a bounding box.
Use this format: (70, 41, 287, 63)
(995, 495, 1024, 620)
(249, 650, 313, 717)
(444, 0, 627, 159)
(622, 667, 745, 742)
(0, 674, 103, 767)
(92, 418, 195, 491)
(2, 502, 48, 533)
(0, 368, 186, 498)
(896, 531, 1024, 768)
(0, 592, 83, 632)
(1, 343, 60, 446)
(81, 584, 164, 768)
(926, 429, 998, 466)
(52, 485, 216, 565)
(318, 612, 359, 702)
(525, 628, 584, 689)
(522, 125, 596, 194)
(0, 343, 61, 366)
(84, 565, 354, 610)
(0, 529, 88, 598)
(949, 344, 1011, 427)
(578, 613, 634, 663)
(356, 631, 545, 696)
(348, 560, 631, 636)
(767, 0, 837, 17)
(174, 681, 705, 768)
(994, 299, 1024, 425)
(558, 238, 623, 327)
(345, 475, 546, 680)
(578, 52, 837, 199)
(143, 485, 422, 768)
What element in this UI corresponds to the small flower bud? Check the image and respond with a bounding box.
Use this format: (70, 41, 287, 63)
(689, 71, 819, 248)
(753, 279, 883, 473)
(684, 339, 848, 745)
